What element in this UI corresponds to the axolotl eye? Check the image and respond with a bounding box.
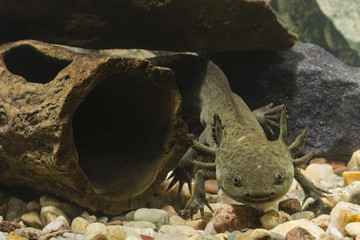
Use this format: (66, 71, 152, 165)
(233, 176, 242, 187)
(275, 172, 284, 184)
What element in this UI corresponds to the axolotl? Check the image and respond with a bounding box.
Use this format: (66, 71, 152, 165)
(149, 54, 327, 216)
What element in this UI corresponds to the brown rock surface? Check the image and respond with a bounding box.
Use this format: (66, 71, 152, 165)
(0, 40, 187, 214)
(285, 226, 316, 240)
(278, 198, 302, 215)
(0, 1, 296, 52)
(212, 204, 262, 233)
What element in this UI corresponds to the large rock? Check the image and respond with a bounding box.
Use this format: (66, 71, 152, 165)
(0, 0, 296, 52)
(271, 0, 360, 67)
(205, 42, 360, 161)
(0, 40, 187, 214)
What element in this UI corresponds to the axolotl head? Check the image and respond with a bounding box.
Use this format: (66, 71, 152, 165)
(215, 136, 294, 205)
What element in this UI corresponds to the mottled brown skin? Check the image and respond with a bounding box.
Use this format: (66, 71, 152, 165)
(149, 54, 326, 216)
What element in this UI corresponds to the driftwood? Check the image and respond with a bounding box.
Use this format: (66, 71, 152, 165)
(0, 40, 187, 214)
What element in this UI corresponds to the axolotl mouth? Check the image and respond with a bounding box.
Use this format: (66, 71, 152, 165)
(220, 186, 283, 205)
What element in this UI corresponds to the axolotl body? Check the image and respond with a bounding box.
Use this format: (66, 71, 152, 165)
(149, 54, 327, 215)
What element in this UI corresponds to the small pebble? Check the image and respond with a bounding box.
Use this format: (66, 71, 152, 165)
(21, 211, 43, 229)
(85, 215, 97, 224)
(212, 204, 262, 233)
(26, 201, 42, 213)
(5, 197, 27, 221)
(42, 215, 70, 235)
(345, 222, 360, 238)
(316, 174, 345, 190)
(205, 180, 220, 194)
(285, 226, 315, 240)
(291, 211, 315, 220)
(260, 210, 291, 230)
(84, 223, 110, 240)
(107, 225, 142, 240)
(40, 195, 81, 220)
(232, 229, 254, 240)
(278, 198, 302, 215)
(7, 231, 28, 240)
(15, 227, 42, 240)
(97, 217, 109, 225)
(157, 225, 199, 239)
(41, 206, 67, 226)
(156, 213, 170, 230)
(106, 220, 123, 226)
(185, 219, 207, 230)
(122, 221, 156, 230)
(251, 228, 272, 240)
(133, 208, 168, 224)
(311, 214, 330, 231)
(161, 205, 178, 217)
(345, 181, 360, 205)
(347, 150, 360, 171)
(71, 217, 90, 234)
(304, 163, 334, 187)
(343, 171, 360, 186)
(0, 220, 21, 232)
(63, 232, 87, 240)
(271, 219, 325, 239)
(169, 215, 186, 226)
(0, 232, 6, 240)
(92, 234, 108, 240)
(327, 201, 360, 238)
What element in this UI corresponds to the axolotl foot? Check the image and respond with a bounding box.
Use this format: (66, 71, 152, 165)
(184, 169, 213, 219)
(252, 103, 284, 135)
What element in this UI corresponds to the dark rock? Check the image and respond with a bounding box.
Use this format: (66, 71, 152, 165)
(0, 220, 21, 232)
(212, 204, 262, 233)
(0, 190, 9, 216)
(5, 197, 27, 221)
(285, 226, 316, 240)
(279, 198, 302, 215)
(205, 42, 360, 161)
(0, 40, 187, 215)
(0, 0, 296, 52)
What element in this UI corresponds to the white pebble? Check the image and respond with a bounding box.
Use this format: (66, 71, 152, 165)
(327, 201, 360, 238)
(63, 232, 87, 240)
(108, 225, 141, 240)
(41, 206, 67, 226)
(42, 215, 70, 235)
(124, 237, 141, 240)
(316, 174, 345, 190)
(133, 208, 168, 223)
(270, 219, 325, 238)
(0, 232, 6, 240)
(72, 217, 90, 234)
(304, 163, 334, 187)
(345, 222, 360, 238)
(84, 223, 110, 240)
(156, 225, 200, 240)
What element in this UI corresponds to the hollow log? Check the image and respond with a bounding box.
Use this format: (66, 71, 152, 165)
(0, 40, 187, 214)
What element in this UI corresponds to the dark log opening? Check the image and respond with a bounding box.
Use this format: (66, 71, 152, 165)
(72, 73, 171, 198)
(3, 45, 72, 84)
